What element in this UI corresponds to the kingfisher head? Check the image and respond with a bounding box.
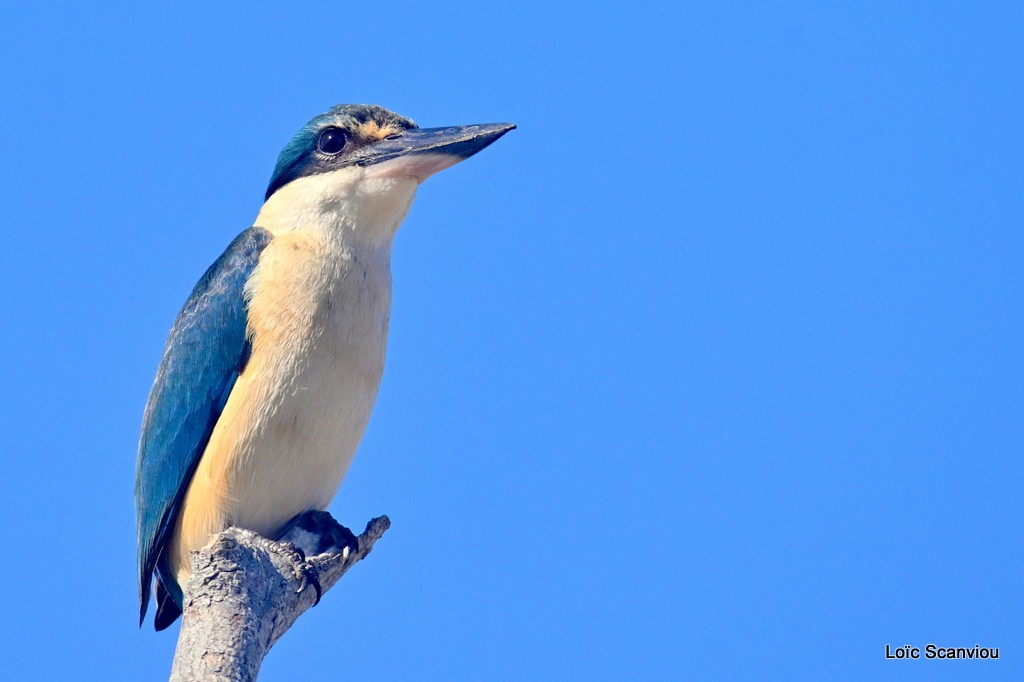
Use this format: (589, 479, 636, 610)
(257, 104, 514, 239)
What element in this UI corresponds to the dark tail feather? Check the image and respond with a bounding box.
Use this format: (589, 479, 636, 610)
(154, 579, 183, 631)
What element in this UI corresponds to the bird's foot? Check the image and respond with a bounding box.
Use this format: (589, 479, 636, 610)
(270, 511, 359, 606)
(277, 510, 360, 559)
(255, 536, 323, 605)
(320, 518, 360, 561)
(291, 548, 323, 605)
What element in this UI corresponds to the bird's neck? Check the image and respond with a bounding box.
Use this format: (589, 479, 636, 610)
(254, 167, 418, 250)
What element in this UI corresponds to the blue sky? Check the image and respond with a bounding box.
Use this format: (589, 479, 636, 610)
(1, 3, 1020, 680)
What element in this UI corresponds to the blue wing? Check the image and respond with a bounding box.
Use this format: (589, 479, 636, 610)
(134, 227, 272, 627)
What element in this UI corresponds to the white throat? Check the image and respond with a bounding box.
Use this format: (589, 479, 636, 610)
(254, 166, 419, 246)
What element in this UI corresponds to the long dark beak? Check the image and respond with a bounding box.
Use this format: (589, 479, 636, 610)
(358, 123, 516, 180)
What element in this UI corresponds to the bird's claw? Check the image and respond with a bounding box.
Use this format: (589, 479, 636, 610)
(295, 558, 322, 606)
(260, 538, 323, 606)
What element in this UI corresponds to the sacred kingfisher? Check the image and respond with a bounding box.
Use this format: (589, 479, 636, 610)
(135, 105, 514, 630)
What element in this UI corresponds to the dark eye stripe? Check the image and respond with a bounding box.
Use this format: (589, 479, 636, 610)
(317, 128, 347, 155)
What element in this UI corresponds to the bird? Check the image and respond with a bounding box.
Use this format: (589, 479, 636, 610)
(135, 104, 514, 630)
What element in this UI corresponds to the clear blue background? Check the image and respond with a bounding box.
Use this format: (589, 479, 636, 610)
(1, 3, 1020, 680)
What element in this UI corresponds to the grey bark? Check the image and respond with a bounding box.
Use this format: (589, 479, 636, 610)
(168, 513, 390, 681)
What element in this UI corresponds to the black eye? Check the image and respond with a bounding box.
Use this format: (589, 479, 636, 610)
(317, 127, 347, 155)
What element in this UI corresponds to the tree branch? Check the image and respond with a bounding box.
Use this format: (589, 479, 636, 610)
(168, 513, 390, 681)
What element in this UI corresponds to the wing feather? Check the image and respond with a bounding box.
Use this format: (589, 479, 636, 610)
(134, 227, 272, 626)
